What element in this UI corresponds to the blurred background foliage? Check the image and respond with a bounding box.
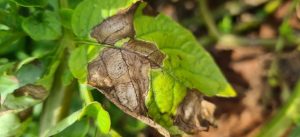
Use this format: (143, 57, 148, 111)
(1, 0, 300, 137)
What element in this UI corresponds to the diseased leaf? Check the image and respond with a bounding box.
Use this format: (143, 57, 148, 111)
(88, 46, 152, 113)
(88, 24, 169, 136)
(91, 3, 138, 45)
(88, 2, 232, 136)
(1, 84, 47, 111)
(123, 39, 165, 68)
(72, 0, 138, 38)
(174, 90, 216, 134)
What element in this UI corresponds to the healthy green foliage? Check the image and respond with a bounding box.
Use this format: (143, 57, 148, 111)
(0, 112, 22, 137)
(289, 125, 300, 137)
(150, 70, 186, 114)
(22, 11, 62, 41)
(80, 102, 111, 134)
(69, 45, 88, 83)
(0, 75, 19, 97)
(44, 102, 110, 136)
(134, 5, 236, 97)
(12, 0, 48, 7)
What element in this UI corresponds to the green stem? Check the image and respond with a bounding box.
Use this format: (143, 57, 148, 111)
(39, 0, 76, 134)
(257, 81, 300, 137)
(198, 0, 220, 38)
(59, 0, 69, 8)
(79, 84, 93, 105)
(39, 33, 74, 134)
(200, 34, 300, 49)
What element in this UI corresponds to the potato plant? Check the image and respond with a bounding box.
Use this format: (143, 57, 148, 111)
(0, 0, 236, 136)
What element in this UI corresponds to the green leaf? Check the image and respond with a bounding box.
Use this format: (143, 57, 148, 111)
(0, 75, 19, 98)
(71, 0, 138, 38)
(218, 15, 232, 33)
(1, 84, 47, 111)
(22, 11, 62, 41)
(134, 5, 236, 97)
(87, 45, 103, 62)
(44, 102, 110, 137)
(16, 59, 45, 86)
(80, 102, 111, 134)
(0, 112, 21, 137)
(43, 110, 82, 137)
(2, 95, 40, 110)
(145, 87, 174, 127)
(0, 8, 23, 30)
(0, 31, 25, 55)
(53, 117, 89, 137)
(0, 62, 15, 75)
(68, 45, 88, 83)
(279, 20, 295, 41)
(69, 45, 103, 83)
(11, 0, 48, 7)
(151, 70, 186, 113)
(289, 125, 300, 137)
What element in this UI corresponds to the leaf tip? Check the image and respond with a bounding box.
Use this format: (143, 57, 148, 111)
(216, 85, 237, 97)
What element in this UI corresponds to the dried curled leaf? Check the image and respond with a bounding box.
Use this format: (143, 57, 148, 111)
(90, 3, 139, 45)
(123, 39, 165, 68)
(1, 84, 47, 111)
(13, 84, 47, 100)
(88, 39, 165, 113)
(88, 39, 168, 136)
(89, 48, 150, 113)
(175, 90, 216, 134)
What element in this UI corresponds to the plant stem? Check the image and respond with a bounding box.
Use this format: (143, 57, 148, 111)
(39, 0, 77, 134)
(39, 32, 74, 134)
(198, 0, 220, 38)
(79, 83, 93, 105)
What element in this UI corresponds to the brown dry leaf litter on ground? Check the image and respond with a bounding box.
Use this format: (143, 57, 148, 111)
(197, 47, 273, 137)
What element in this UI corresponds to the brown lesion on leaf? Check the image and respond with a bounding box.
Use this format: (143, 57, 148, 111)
(123, 39, 166, 68)
(13, 84, 48, 100)
(88, 45, 168, 136)
(88, 47, 152, 114)
(90, 2, 139, 45)
(174, 90, 217, 134)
